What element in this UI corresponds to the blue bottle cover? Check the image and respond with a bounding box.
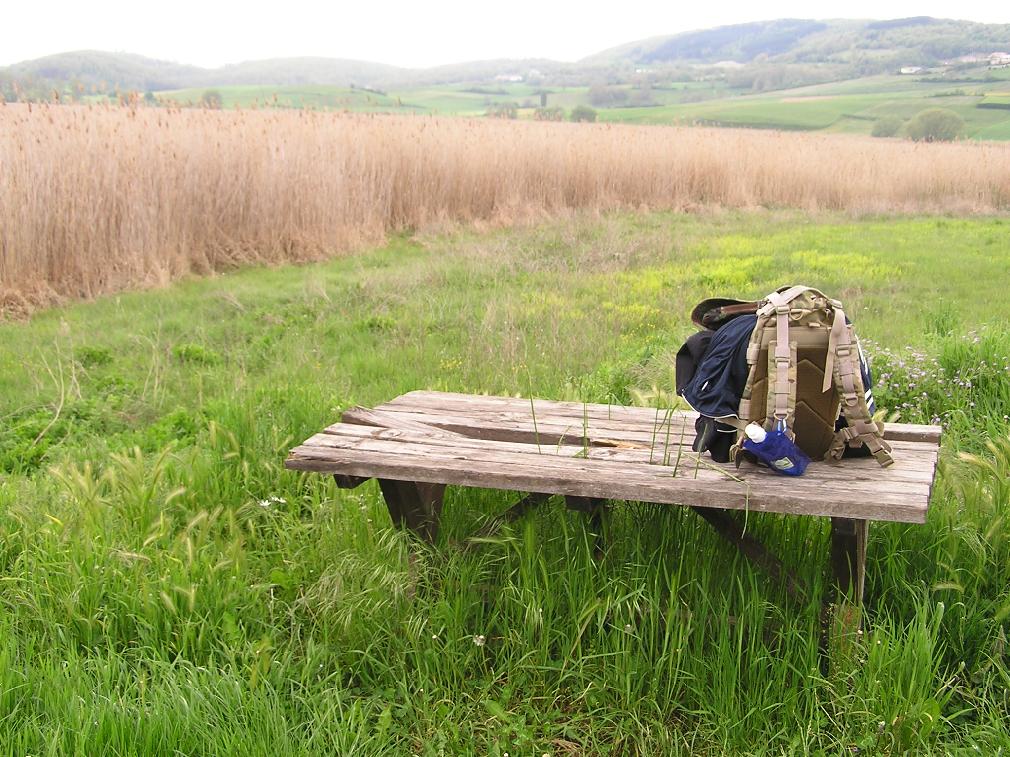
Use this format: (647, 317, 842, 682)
(742, 422, 810, 476)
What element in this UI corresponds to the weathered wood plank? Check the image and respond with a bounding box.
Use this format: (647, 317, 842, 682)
(327, 407, 939, 464)
(306, 423, 940, 487)
(341, 406, 469, 439)
(378, 406, 936, 446)
(297, 428, 938, 499)
(300, 445, 937, 511)
(286, 437, 930, 522)
(382, 391, 941, 443)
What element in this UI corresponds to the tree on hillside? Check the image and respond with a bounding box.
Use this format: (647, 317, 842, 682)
(200, 90, 223, 109)
(588, 84, 627, 107)
(534, 106, 566, 121)
(486, 102, 518, 119)
(570, 105, 597, 123)
(905, 108, 964, 142)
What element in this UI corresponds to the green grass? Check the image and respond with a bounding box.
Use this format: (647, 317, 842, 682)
(3, 212, 1010, 753)
(600, 87, 1010, 139)
(154, 71, 1010, 139)
(155, 84, 412, 111)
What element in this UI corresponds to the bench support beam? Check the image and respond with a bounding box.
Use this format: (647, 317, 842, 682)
(824, 517, 869, 667)
(829, 517, 868, 605)
(692, 507, 804, 599)
(565, 496, 607, 559)
(377, 479, 445, 542)
(332, 474, 369, 489)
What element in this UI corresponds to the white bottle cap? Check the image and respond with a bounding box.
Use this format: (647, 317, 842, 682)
(745, 423, 767, 443)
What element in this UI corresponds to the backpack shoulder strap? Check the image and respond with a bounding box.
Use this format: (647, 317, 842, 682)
(762, 289, 796, 427)
(827, 305, 894, 467)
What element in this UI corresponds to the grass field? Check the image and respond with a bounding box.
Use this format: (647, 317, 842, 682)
(153, 69, 1010, 141)
(3, 211, 1010, 753)
(598, 75, 1010, 140)
(155, 85, 411, 112)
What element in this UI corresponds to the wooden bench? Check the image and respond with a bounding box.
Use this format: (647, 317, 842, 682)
(285, 390, 941, 636)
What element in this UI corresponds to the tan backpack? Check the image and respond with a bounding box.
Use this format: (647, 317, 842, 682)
(723, 286, 893, 468)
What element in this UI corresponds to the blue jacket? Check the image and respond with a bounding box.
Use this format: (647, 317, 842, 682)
(679, 315, 876, 422)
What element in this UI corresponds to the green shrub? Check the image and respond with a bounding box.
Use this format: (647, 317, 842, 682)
(485, 102, 518, 119)
(905, 108, 964, 142)
(172, 343, 220, 365)
(871, 116, 904, 138)
(200, 90, 223, 109)
(570, 105, 597, 123)
(533, 106, 565, 121)
(77, 345, 113, 367)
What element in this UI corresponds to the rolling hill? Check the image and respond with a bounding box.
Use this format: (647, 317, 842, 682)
(8, 16, 1010, 97)
(2, 51, 407, 93)
(586, 17, 1010, 72)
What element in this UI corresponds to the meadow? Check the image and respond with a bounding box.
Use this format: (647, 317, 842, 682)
(598, 72, 1010, 139)
(152, 69, 1010, 140)
(4, 105, 1010, 317)
(2, 209, 1010, 754)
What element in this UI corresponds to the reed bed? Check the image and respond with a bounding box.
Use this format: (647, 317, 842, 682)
(3, 103, 1010, 313)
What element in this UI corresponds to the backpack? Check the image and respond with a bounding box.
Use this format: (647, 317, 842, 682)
(677, 286, 893, 469)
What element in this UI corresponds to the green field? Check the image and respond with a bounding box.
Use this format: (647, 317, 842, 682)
(598, 74, 1010, 140)
(155, 69, 1010, 140)
(155, 84, 412, 112)
(3, 212, 1010, 753)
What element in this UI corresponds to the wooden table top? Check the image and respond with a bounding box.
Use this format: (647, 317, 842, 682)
(285, 391, 941, 524)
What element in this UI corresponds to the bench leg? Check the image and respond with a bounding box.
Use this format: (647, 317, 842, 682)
(565, 496, 607, 559)
(332, 474, 369, 489)
(825, 517, 868, 667)
(377, 479, 445, 542)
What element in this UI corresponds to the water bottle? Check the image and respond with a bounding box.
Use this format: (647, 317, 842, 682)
(743, 422, 810, 476)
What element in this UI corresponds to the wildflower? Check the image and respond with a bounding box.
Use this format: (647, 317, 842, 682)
(624, 623, 633, 633)
(473, 634, 486, 647)
(258, 495, 286, 508)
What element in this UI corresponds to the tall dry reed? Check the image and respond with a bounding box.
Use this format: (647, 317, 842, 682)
(3, 103, 1010, 313)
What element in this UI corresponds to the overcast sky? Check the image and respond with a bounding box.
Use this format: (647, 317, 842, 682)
(4, 1, 1010, 69)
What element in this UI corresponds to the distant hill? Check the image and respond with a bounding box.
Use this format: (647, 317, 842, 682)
(585, 17, 1010, 72)
(6, 17, 1010, 98)
(1, 50, 566, 96)
(2, 51, 409, 94)
(205, 57, 406, 87)
(5, 51, 205, 92)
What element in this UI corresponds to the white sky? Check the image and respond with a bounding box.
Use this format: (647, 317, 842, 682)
(4, 1, 1010, 69)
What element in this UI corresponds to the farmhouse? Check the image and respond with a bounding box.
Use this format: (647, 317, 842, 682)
(990, 52, 1010, 68)
(900, 66, 924, 74)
